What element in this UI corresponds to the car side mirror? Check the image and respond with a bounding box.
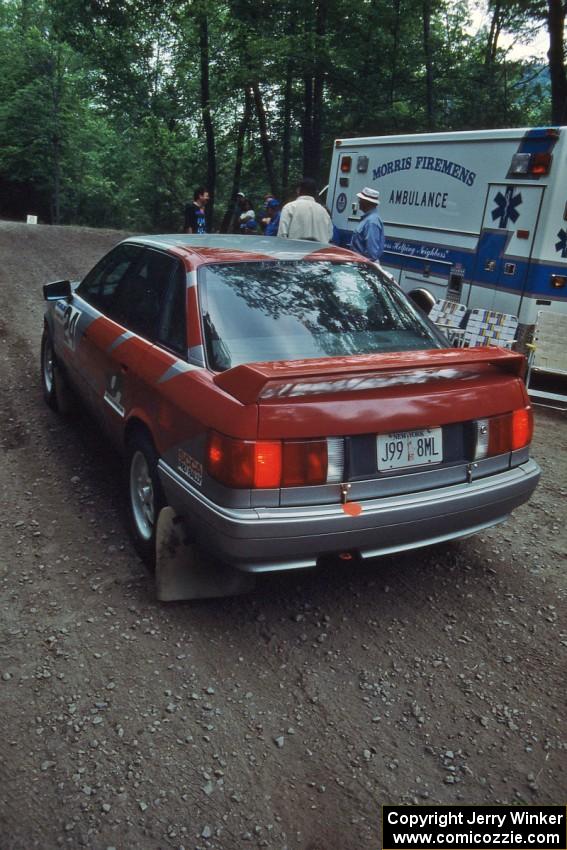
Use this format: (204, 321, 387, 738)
(43, 280, 72, 301)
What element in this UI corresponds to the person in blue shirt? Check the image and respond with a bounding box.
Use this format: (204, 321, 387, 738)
(263, 198, 281, 236)
(350, 186, 384, 261)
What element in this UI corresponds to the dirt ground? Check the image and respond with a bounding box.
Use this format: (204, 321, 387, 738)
(0, 221, 565, 850)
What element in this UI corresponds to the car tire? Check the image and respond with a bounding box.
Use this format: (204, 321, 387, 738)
(41, 328, 59, 410)
(41, 327, 76, 414)
(126, 431, 166, 567)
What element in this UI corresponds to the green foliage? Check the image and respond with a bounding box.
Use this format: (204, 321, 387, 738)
(0, 0, 555, 230)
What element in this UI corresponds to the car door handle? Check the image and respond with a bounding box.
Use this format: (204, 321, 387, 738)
(120, 363, 128, 372)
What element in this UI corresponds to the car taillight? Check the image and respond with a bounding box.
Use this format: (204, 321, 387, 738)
(283, 440, 327, 486)
(206, 432, 344, 488)
(255, 441, 283, 488)
(340, 156, 352, 173)
(207, 432, 281, 488)
(474, 407, 533, 459)
(511, 407, 533, 449)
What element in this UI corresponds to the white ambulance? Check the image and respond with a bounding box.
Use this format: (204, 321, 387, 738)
(328, 127, 567, 336)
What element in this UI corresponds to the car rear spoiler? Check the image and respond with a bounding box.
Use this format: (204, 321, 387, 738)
(213, 348, 527, 405)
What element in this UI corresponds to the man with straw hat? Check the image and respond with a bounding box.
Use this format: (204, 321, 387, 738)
(351, 187, 384, 261)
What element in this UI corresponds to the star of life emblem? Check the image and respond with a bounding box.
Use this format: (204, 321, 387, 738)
(555, 228, 567, 258)
(491, 187, 522, 228)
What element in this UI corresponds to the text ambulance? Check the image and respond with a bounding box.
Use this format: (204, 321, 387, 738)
(329, 127, 567, 335)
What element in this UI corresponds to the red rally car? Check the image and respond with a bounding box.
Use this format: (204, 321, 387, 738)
(41, 235, 540, 599)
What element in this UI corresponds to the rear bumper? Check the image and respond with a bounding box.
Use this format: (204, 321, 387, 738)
(158, 459, 540, 573)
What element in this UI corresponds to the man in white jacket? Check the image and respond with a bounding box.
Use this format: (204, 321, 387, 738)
(277, 178, 333, 242)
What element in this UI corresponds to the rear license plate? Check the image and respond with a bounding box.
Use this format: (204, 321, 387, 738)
(377, 428, 443, 471)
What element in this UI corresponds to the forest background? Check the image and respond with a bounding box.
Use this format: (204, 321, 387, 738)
(0, 0, 565, 232)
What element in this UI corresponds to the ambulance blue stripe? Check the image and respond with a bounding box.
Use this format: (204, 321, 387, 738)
(333, 227, 567, 302)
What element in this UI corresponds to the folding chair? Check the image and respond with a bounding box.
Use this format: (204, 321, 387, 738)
(428, 299, 467, 346)
(526, 311, 567, 409)
(458, 308, 518, 349)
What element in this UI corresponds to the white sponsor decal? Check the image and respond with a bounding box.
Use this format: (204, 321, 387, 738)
(103, 373, 125, 417)
(56, 303, 82, 351)
(178, 449, 203, 486)
(384, 239, 451, 262)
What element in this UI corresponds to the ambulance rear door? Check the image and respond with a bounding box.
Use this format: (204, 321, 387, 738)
(470, 183, 545, 316)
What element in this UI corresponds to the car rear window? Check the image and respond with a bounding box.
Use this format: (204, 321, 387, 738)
(198, 260, 443, 371)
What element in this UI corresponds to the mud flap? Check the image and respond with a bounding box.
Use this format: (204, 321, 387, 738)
(155, 507, 256, 602)
(54, 364, 74, 415)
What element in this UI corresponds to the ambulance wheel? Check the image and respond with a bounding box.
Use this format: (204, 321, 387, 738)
(126, 431, 166, 567)
(409, 289, 435, 314)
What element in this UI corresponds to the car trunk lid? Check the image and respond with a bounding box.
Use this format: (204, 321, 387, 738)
(213, 348, 528, 440)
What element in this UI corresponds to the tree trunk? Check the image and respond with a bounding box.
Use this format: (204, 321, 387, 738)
(252, 82, 278, 196)
(19, 0, 31, 32)
(220, 87, 253, 233)
(484, 1, 502, 67)
(422, 0, 434, 129)
(302, 0, 326, 183)
(281, 9, 295, 193)
(52, 140, 61, 225)
(547, 0, 567, 123)
(200, 15, 216, 228)
(48, 47, 63, 224)
(389, 0, 401, 111)
(281, 59, 293, 193)
(311, 0, 327, 185)
(302, 74, 314, 178)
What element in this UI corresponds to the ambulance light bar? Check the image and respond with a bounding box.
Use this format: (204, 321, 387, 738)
(510, 152, 552, 176)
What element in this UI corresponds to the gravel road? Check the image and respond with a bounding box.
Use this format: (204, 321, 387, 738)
(0, 221, 565, 850)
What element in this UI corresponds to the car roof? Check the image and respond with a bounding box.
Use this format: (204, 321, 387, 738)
(121, 234, 363, 267)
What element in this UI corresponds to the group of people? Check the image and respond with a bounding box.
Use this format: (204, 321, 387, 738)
(234, 193, 281, 236)
(183, 178, 384, 262)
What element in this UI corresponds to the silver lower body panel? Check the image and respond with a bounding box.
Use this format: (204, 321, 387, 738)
(158, 460, 540, 573)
